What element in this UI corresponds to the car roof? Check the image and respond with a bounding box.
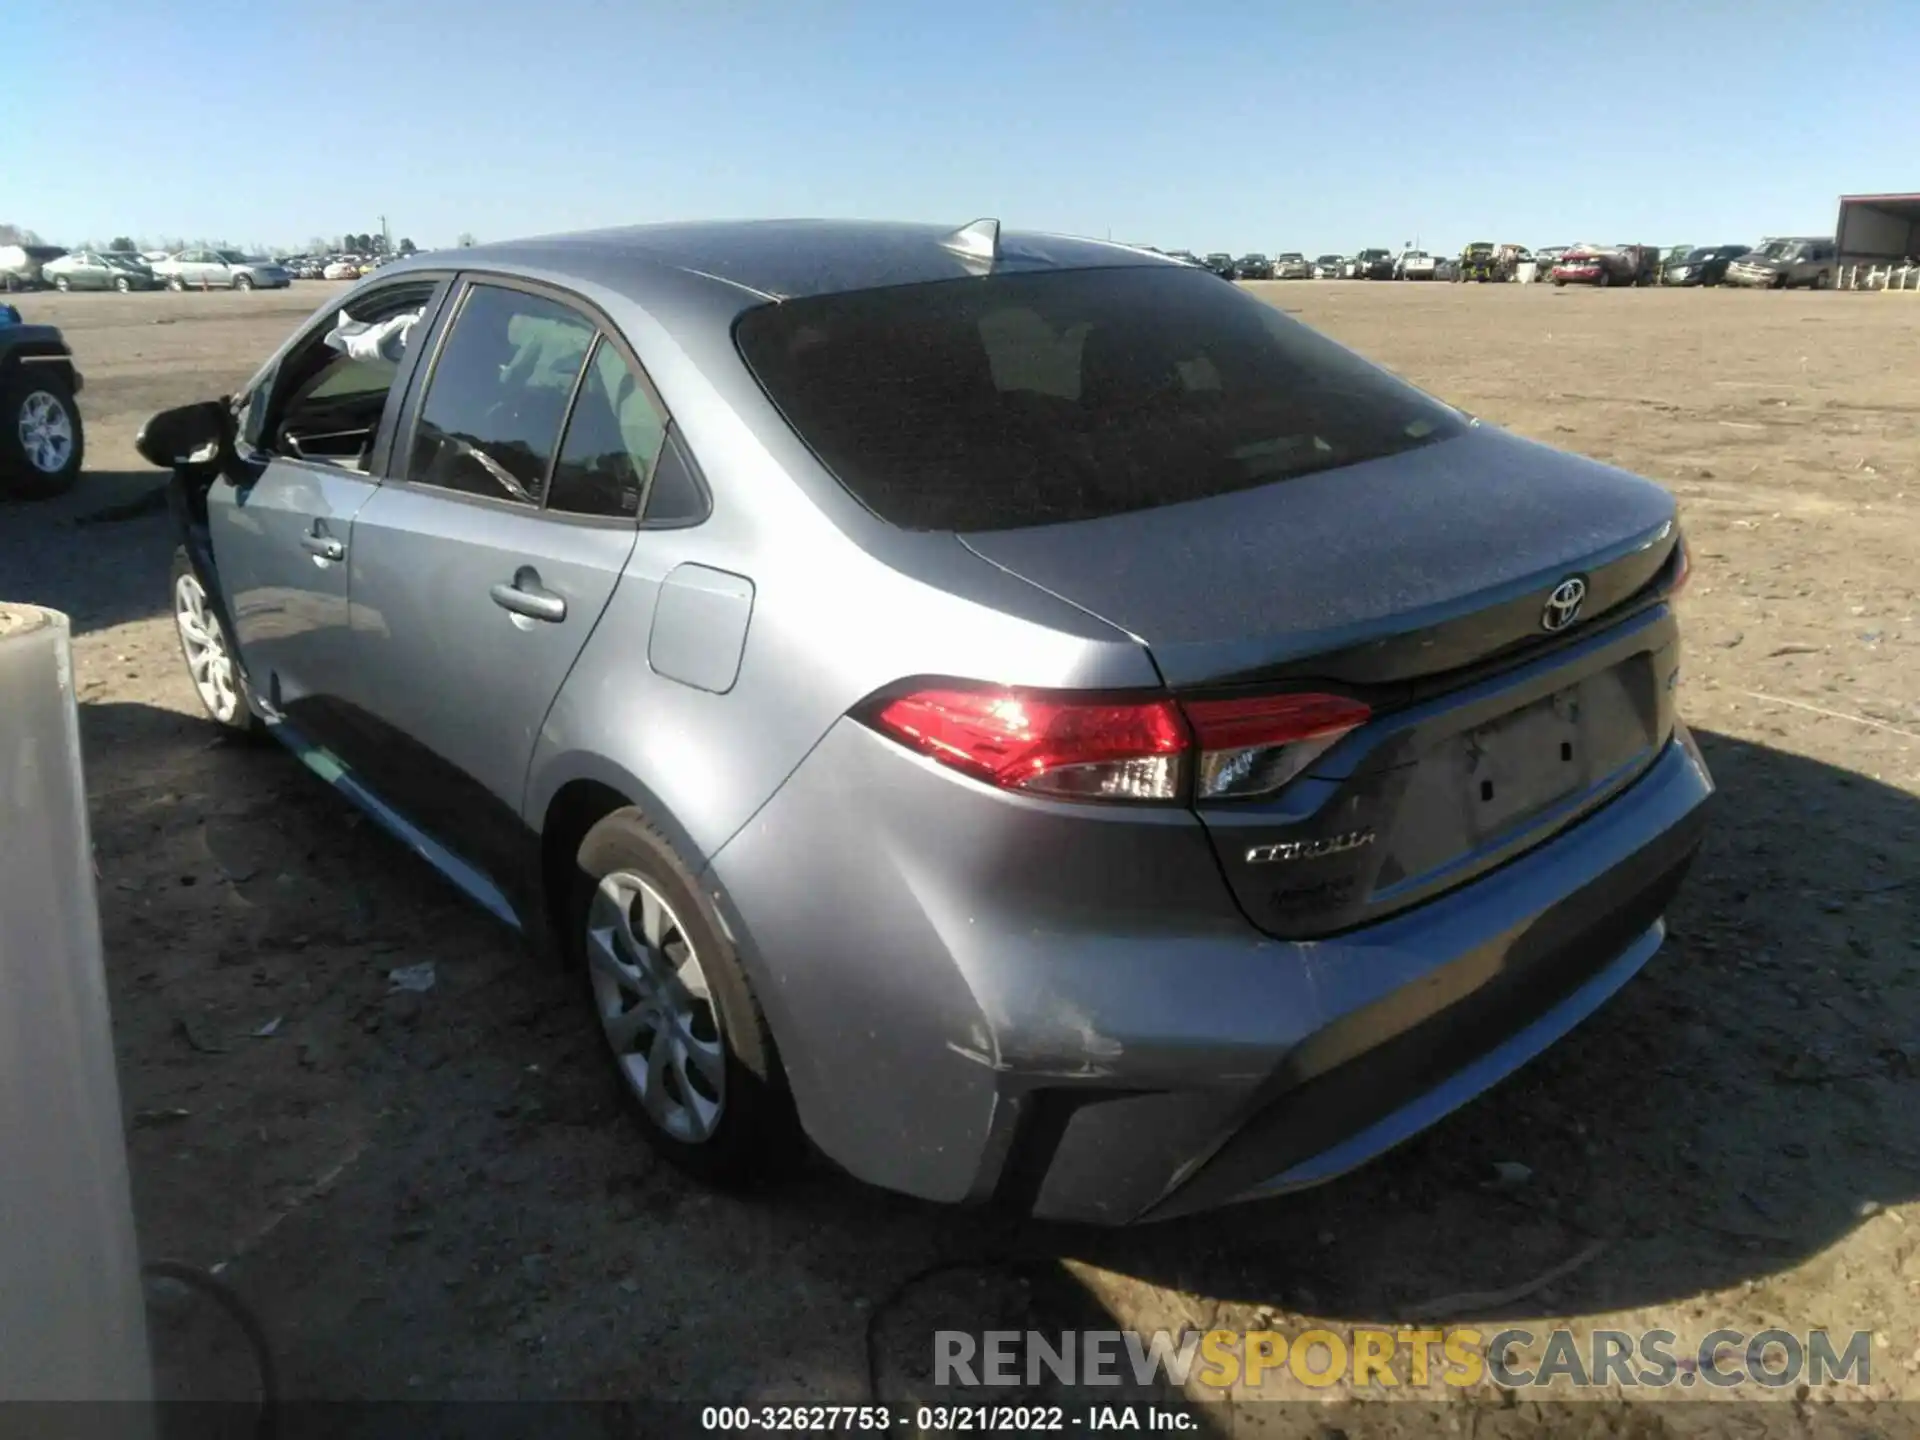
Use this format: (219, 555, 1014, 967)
(408, 220, 1178, 309)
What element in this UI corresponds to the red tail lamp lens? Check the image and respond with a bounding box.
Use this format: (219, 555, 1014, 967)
(865, 687, 1190, 802)
(1181, 693, 1372, 799)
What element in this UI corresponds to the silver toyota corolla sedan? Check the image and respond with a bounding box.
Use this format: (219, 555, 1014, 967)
(139, 219, 1712, 1223)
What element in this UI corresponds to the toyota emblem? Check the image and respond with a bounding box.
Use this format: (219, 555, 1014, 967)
(1541, 576, 1588, 633)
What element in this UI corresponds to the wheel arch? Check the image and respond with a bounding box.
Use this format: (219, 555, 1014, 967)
(0, 337, 81, 395)
(530, 757, 720, 954)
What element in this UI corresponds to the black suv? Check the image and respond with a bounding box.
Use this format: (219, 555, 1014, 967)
(1233, 253, 1274, 280)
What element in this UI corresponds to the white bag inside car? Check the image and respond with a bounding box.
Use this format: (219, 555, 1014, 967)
(322, 307, 422, 363)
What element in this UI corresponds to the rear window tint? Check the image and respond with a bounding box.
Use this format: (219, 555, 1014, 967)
(734, 266, 1465, 531)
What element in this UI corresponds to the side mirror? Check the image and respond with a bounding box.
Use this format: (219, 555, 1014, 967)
(135, 400, 231, 472)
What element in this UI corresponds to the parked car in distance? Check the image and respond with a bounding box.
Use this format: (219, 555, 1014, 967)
(152, 249, 293, 291)
(1167, 250, 1204, 268)
(1661, 245, 1750, 287)
(1723, 237, 1837, 290)
(1433, 256, 1460, 282)
(323, 257, 365, 280)
(1234, 253, 1275, 280)
(137, 218, 1708, 1225)
(1273, 253, 1314, 280)
(1550, 244, 1658, 288)
(1203, 252, 1238, 279)
(42, 250, 159, 292)
(1313, 254, 1346, 279)
(0, 244, 69, 292)
(1395, 250, 1438, 281)
(1352, 248, 1396, 279)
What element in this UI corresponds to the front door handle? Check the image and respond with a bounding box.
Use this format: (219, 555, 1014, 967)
(301, 532, 345, 561)
(490, 572, 567, 624)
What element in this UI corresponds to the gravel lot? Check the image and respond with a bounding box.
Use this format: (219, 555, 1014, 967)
(3, 280, 1915, 1435)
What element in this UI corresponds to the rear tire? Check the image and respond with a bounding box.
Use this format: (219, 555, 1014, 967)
(233, 274, 253, 292)
(167, 276, 185, 292)
(1597, 269, 1612, 288)
(53, 276, 71, 293)
(0, 374, 84, 500)
(569, 809, 803, 1187)
(114, 276, 132, 293)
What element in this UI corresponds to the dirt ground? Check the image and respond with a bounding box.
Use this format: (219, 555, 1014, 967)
(2, 280, 1915, 1436)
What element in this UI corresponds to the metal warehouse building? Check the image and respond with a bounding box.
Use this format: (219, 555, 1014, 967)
(1837, 193, 1920, 260)
(1836, 193, 1920, 290)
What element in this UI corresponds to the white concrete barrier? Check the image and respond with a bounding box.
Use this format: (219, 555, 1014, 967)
(0, 604, 153, 1408)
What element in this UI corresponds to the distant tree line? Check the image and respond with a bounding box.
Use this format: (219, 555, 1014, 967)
(2, 222, 432, 257)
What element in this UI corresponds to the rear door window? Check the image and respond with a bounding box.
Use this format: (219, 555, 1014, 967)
(407, 283, 593, 506)
(734, 265, 1465, 531)
(546, 338, 668, 519)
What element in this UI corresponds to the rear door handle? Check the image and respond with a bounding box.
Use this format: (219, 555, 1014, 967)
(490, 572, 567, 624)
(300, 532, 345, 561)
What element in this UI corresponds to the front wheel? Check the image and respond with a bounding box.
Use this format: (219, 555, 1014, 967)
(1597, 269, 1612, 288)
(166, 276, 186, 292)
(0, 375, 84, 499)
(114, 275, 131, 293)
(570, 809, 802, 1186)
(170, 550, 261, 734)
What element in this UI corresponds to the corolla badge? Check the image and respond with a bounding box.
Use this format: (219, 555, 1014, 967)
(1541, 575, 1588, 633)
(1245, 828, 1375, 865)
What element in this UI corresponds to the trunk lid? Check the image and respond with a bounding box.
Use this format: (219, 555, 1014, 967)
(961, 424, 1685, 939)
(959, 424, 1679, 690)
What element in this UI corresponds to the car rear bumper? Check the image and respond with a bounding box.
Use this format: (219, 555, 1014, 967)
(706, 709, 1713, 1224)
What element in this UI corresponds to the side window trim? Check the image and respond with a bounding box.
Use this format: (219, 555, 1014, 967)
(541, 331, 603, 511)
(365, 274, 455, 477)
(390, 270, 683, 519)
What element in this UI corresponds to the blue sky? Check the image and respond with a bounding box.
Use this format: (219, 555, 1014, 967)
(13, 0, 1913, 255)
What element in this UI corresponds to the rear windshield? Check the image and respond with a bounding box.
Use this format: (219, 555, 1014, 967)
(733, 266, 1466, 531)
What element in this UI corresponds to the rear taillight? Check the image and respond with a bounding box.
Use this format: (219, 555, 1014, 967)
(861, 683, 1371, 805)
(1183, 693, 1373, 800)
(863, 686, 1190, 802)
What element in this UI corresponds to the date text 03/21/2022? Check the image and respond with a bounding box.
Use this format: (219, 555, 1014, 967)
(700, 1404, 1195, 1431)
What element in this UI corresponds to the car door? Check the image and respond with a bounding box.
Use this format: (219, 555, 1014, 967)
(337, 276, 659, 891)
(206, 274, 451, 745)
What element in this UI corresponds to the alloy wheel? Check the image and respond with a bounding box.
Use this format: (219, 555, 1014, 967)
(173, 571, 241, 722)
(585, 871, 727, 1142)
(17, 390, 74, 474)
